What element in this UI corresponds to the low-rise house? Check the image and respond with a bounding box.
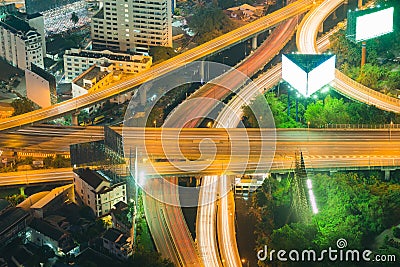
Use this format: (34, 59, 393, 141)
(102, 228, 132, 260)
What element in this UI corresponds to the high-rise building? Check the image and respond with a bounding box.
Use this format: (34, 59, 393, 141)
(91, 0, 172, 54)
(0, 14, 44, 70)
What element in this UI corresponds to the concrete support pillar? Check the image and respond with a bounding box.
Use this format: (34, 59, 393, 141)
(384, 169, 390, 180)
(358, 0, 363, 8)
(319, 22, 324, 33)
(196, 177, 201, 187)
(139, 87, 147, 106)
(252, 35, 258, 50)
(344, 0, 348, 4)
(200, 60, 205, 83)
(71, 112, 79, 126)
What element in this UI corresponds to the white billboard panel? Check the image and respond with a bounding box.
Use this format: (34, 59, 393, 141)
(355, 7, 394, 42)
(25, 68, 52, 108)
(308, 55, 336, 96)
(282, 55, 308, 96)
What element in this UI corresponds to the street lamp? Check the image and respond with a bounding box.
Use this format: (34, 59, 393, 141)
(241, 258, 249, 267)
(153, 120, 156, 128)
(389, 120, 393, 141)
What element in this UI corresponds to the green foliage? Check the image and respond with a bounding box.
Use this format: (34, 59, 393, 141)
(329, 29, 361, 67)
(5, 194, 25, 206)
(356, 63, 386, 89)
(188, 5, 235, 43)
(149, 46, 177, 64)
(42, 155, 70, 168)
(393, 227, 400, 239)
(11, 97, 35, 116)
(71, 12, 79, 25)
(243, 93, 302, 128)
(304, 95, 350, 127)
(132, 250, 174, 267)
(254, 172, 400, 259)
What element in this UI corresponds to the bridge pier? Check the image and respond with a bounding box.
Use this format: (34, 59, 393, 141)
(139, 87, 147, 106)
(71, 111, 79, 126)
(252, 35, 258, 50)
(384, 169, 390, 180)
(319, 22, 324, 33)
(382, 168, 396, 180)
(200, 60, 205, 83)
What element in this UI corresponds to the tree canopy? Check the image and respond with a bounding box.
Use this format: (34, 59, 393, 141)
(188, 5, 235, 43)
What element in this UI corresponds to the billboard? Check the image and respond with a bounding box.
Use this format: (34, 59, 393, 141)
(282, 55, 308, 96)
(282, 54, 336, 97)
(307, 55, 336, 96)
(347, 6, 394, 43)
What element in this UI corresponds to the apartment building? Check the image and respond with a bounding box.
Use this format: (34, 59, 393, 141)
(74, 168, 127, 217)
(0, 14, 44, 70)
(91, 0, 172, 53)
(64, 48, 152, 82)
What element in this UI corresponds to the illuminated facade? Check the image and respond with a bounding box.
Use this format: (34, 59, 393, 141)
(74, 169, 127, 217)
(64, 48, 152, 82)
(0, 14, 44, 70)
(91, 0, 172, 53)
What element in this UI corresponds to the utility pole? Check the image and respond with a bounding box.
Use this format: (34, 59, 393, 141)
(359, 0, 366, 67)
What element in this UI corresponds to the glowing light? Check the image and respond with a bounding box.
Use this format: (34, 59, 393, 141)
(356, 7, 393, 42)
(307, 178, 318, 214)
(306, 179, 312, 189)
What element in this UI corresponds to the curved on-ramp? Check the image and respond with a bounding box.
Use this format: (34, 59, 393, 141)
(296, 0, 400, 113)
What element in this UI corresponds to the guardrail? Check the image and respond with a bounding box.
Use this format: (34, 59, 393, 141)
(322, 123, 400, 129)
(335, 70, 400, 107)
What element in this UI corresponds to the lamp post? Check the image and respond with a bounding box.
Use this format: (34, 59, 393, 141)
(153, 120, 156, 128)
(241, 258, 249, 267)
(389, 120, 393, 141)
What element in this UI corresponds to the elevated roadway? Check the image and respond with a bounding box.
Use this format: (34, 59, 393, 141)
(296, 0, 400, 113)
(0, 0, 315, 132)
(0, 168, 73, 187)
(2, 129, 400, 186)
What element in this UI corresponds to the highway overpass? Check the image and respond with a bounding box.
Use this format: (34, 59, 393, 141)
(0, 0, 315, 132)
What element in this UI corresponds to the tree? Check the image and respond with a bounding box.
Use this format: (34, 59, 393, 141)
(51, 154, 70, 168)
(11, 97, 35, 116)
(188, 5, 235, 43)
(329, 29, 361, 67)
(356, 63, 386, 89)
(71, 12, 79, 25)
(149, 46, 177, 64)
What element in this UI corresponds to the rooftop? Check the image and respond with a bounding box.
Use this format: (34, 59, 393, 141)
(0, 208, 29, 235)
(31, 184, 73, 210)
(30, 218, 66, 241)
(75, 168, 109, 189)
(0, 14, 36, 35)
(73, 65, 110, 89)
(0, 199, 11, 214)
(66, 49, 152, 64)
(103, 228, 129, 245)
